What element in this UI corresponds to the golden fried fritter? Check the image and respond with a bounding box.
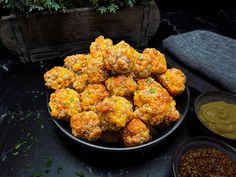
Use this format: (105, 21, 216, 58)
(96, 95, 134, 131)
(122, 119, 151, 147)
(81, 84, 109, 111)
(132, 52, 152, 78)
(158, 68, 186, 96)
(49, 88, 82, 121)
(64, 54, 87, 73)
(70, 111, 102, 141)
(44, 66, 75, 90)
(104, 41, 139, 74)
(83, 54, 108, 84)
(105, 75, 138, 97)
(72, 73, 88, 93)
(90, 35, 113, 58)
(143, 48, 167, 76)
(133, 78, 180, 126)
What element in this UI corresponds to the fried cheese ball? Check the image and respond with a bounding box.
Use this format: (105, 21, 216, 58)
(90, 35, 113, 58)
(122, 119, 151, 147)
(44, 66, 76, 90)
(158, 68, 186, 96)
(143, 48, 167, 76)
(80, 84, 109, 111)
(105, 75, 138, 97)
(70, 111, 102, 141)
(49, 88, 82, 121)
(64, 54, 87, 73)
(83, 54, 108, 84)
(133, 77, 180, 126)
(96, 95, 134, 131)
(104, 41, 139, 74)
(132, 52, 152, 78)
(72, 73, 89, 93)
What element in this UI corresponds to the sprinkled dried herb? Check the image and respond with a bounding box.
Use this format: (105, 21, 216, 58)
(149, 88, 156, 94)
(75, 171, 85, 177)
(179, 147, 236, 177)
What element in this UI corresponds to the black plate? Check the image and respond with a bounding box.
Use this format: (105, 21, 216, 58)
(46, 85, 190, 152)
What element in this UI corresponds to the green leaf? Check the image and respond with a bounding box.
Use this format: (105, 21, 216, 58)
(149, 88, 156, 94)
(75, 171, 85, 177)
(45, 155, 53, 168)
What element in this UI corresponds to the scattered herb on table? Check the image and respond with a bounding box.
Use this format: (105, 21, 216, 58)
(75, 171, 85, 177)
(46, 155, 53, 168)
(31, 173, 44, 177)
(12, 151, 19, 156)
(57, 167, 62, 175)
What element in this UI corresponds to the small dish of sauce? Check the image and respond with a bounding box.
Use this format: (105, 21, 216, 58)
(199, 101, 236, 139)
(194, 91, 236, 140)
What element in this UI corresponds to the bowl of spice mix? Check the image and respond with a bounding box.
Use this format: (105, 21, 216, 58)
(194, 91, 236, 140)
(171, 136, 236, 177)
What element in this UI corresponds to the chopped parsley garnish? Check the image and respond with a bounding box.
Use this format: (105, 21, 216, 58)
(149, 88, 156, 94)
(57, 167, 62, 175)
(12, 151, 19, 156)
(75, 171, 85, 177)
(46, 155, 53, 168)
(70, 98, 75, 102)
(63, 101, 69, 105)
(138, 55, 143, 60)
(15, 143, 21, 150)
(146, 77, 153, 83)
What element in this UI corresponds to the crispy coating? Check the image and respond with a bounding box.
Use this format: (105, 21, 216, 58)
(83, 54, 108, 84)
(143, 48, 167, 76)
(72, 73, 89, 93)
(70, 111, 102, 141)
(64, 54, 87, 73)
(105, 75, 138, 97)
(158, 68, 186, 96)
(132, 52, 152, 78)
(96, 95, 134, 131)
(104, 41, 139, 74)
(81, 84, 109, 111)
(122, 119, 151, 147)
(90, 35, 113, 58)
(133, 78, 180, 125)
(44, 66, 75, 90)
(49, 88, 82, 121)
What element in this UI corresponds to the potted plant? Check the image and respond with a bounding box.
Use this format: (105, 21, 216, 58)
(0, 0, 160, 62)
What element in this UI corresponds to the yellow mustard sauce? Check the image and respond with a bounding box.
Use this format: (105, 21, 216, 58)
(199, 101, 236, 139)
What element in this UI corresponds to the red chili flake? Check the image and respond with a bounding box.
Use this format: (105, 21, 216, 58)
(179, 147, 236, 177)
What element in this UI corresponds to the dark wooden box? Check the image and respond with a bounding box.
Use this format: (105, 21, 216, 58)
(0, 1, 160, 63)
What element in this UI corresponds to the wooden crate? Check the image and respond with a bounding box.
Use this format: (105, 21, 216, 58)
(0, 1, 160, 63)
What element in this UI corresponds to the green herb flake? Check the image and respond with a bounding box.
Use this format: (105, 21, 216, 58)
(70, 98, 75, 102)
(12, 151, 19, 156)
(31, 173, 44, 177)
(57, 167, 62, 175)
(75, 171, 85, 177)
(149, 88, 156, 94)
(138, 55, 143, 60)
(46, 155, 53, 168)
(63, 101, 69, 105)
(26, 112, 33, 118)
(15, 143, 21, 150)
(146, 77, 153, 83)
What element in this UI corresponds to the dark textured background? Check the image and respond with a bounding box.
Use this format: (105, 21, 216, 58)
(0, 1, 236, 177)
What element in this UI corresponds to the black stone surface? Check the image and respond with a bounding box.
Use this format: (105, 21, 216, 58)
(1, 3, 236, 177)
